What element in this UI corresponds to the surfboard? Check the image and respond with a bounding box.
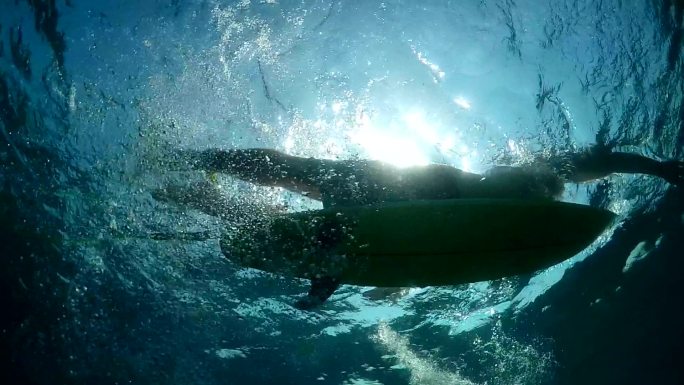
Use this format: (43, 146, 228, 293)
(220, 199, 616, 287)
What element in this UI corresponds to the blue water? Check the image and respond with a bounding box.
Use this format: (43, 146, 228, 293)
(1, 1, 682, 384)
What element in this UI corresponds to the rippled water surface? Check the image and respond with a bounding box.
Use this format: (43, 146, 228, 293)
(1, 1, 683, 384)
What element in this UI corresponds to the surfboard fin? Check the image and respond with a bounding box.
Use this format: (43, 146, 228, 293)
(294, 276, 340, 310)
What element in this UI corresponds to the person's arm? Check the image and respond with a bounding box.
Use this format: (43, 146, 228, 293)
(564, 146, 683, 185)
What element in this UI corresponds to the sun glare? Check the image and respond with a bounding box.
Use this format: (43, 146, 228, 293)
(282, 103, 481, 170)
(345, 106, 482, 169)
(348, 128, 429, 167)
(403, 110, 440, 144)
(453, 96, 471, 110)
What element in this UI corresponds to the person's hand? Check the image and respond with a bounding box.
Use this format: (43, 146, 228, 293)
(660, 160, 684, 185)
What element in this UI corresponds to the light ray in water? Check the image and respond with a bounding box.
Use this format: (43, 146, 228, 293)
(374, 322, 478, 385)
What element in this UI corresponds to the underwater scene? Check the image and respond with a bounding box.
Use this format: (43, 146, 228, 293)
(1, 0, 683, 384)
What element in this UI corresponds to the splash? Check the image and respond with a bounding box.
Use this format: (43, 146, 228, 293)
(470, 321, 556, 385)
(374, 322, 477, 385)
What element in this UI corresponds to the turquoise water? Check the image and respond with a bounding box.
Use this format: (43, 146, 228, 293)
(1, 1, 682, 384)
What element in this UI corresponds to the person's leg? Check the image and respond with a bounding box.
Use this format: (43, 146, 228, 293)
(151, 179, 273, 223)
(174, 148, 405, 206)
(175, 148, 341, 200)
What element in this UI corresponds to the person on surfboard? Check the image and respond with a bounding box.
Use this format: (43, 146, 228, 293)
(154, 145, 683, 309)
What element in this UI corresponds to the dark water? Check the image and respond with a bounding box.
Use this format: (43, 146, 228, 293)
(1, 1, 683, 384)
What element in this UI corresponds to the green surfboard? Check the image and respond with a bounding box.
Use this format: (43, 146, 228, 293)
(220, 199, 616, 287)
